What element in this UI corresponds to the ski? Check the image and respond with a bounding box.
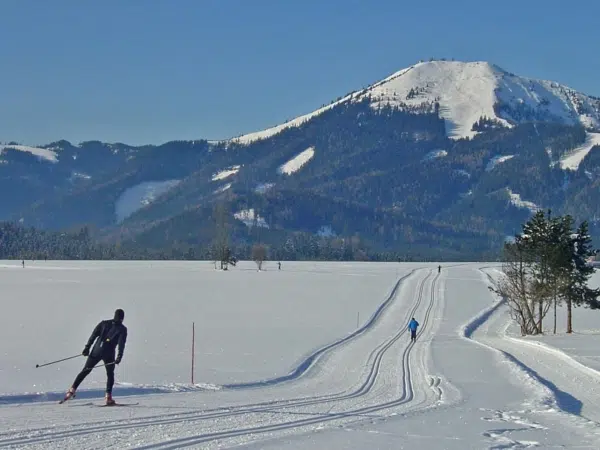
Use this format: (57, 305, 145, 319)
(97, 403, 139, 407)
(58, 395, 75, 405)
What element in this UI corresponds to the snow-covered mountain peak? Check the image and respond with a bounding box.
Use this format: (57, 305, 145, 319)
(230, 59, 600, 144)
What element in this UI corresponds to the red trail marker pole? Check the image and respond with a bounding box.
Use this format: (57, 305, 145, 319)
(191, 322, 195, 385)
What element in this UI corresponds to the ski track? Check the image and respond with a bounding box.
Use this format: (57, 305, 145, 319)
(468, 267, 600, 446)
(0, 269, 444, 449)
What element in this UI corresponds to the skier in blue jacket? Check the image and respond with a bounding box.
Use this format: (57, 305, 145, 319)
(408, 318, 419, 342)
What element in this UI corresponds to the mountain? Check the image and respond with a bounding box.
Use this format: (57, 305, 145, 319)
(228, 60, 600, 143)
(2, 59, 600, 260)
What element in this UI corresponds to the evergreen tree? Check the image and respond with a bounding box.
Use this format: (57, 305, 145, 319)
(563, 221, 600, 333)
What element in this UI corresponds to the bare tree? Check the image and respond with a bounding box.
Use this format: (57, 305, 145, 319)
(490, 240, 545, 335)
(252, 243, 267, 271)
(213, 202, 236, 270)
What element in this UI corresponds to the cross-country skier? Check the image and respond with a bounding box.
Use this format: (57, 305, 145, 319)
(62, 309, 128, 405)
(408, 317, 419, 342)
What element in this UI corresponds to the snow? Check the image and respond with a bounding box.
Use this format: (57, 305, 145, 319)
(71, 172, 91, 180)
(317, 225, 336, 237)
(234, 208, 269, 228)
(2, 262, 600, 449)
(212, 165, 241, 181)
(0, 144, 58, 163)
(421, 149, 448, 161)
(506, 188, 539, 213)
(229, 67, 413, 145)
(560, 132, 600, 171)
(255, 182, 275, 193)
(230, 60, 600, 145)
(213, 182, 232, 194)
(486, 154, 515, 171)
(115, 180, 181, 223)
(278, 146, 315, 175)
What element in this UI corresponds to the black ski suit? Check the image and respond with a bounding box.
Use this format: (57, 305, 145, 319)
(72, 319, 128, 394)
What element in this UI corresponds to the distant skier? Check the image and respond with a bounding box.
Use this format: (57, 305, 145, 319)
(21, 260, 24, 268)
(278, 261, 281, 271)
(438, 265, 441, 273)
(62, 309, 128, 405)
(408, 317, 419, 342)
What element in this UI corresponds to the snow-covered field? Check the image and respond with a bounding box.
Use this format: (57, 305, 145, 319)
(1, 261, 600, 449)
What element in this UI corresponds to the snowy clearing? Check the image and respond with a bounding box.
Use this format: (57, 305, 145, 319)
(233, 208, 269, 228)
(486, 154, 515, 171)
(213, 182, 232, 194)
(278, 147, 315, 175)
(255, 182, 275, 193)
(115, 180, 181, 223)
(506, 188, 539, 213)
(212, 165, 241, 181)
(422, 149, 448, 161)
(277, 147, 315, 175)
(560, 132, 600, 171)
(1, 262, 600, 449)
(0, 144, 58, 163)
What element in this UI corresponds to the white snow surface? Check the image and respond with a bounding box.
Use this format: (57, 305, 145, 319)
(230, 60, 600, 144)
(486, 154, 515, 171)
(560, 132, 600, 171)
(278, 146, 315, 175)
(0, 144, 58, 162)
(115, 180, 181, 223)
(2, 262, 600, 449)
(234, 208, 269, 228)
(422, 149, 448, 161)
(507, 188, 539, 213)
(213, 182, 231, 194)
(255, 182, 275, 193)
(212, 165, 241, 181)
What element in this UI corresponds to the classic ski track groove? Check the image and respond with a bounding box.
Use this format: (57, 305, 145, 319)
(0, 269, 420, 446)
(135, 270, 440, 450)
(0, 269, 440, 449)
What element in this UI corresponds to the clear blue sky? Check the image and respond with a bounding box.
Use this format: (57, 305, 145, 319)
(1, 0, 599, 146)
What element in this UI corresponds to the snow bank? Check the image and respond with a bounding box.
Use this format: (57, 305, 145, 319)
(458, 269, 558, 411)
(278, 147, 315, 175)
(115, 180, 181, 223)
(560, 132, 600, 171)
(0, 144, 58, 163)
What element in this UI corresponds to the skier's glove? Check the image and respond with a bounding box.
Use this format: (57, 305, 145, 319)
(115, 356, 122, 365)
(82, 347, 90, 357)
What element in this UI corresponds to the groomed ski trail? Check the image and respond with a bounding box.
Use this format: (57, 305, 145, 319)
(0, 269, 445, 449)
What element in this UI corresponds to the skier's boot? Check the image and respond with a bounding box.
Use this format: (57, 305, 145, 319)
(104, 392, 116, 406)
(59, 387, 76, 404)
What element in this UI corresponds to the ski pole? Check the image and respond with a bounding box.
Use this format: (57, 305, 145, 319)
(35, 354, 82, 368)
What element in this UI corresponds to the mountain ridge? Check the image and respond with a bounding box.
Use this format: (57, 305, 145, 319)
(2, 59, 600, 259)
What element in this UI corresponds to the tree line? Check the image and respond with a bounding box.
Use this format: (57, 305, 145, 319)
(492, 210, 599, 335)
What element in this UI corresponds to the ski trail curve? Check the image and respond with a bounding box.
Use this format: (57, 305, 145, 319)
(0, 269, 444, 449)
